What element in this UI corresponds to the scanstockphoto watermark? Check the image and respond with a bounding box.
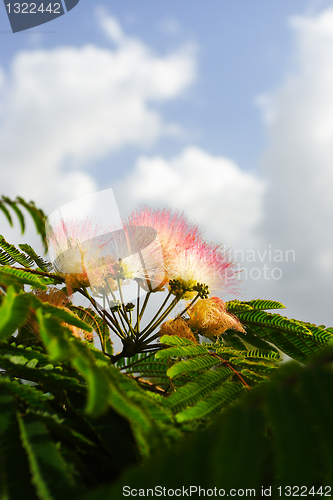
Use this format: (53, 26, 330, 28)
(123, 485, 332, 498)
(123, 485, 258, 497)
(219, 246, 296, 284)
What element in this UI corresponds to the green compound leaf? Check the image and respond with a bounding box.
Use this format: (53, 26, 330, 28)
(222, 330, 249, 350)
(156, 344, 209, 360)
(36, 310, 74, 362)
(0, 196, 48, 251)
(0, 249, 16, 266)
(229, 357, 277, 373)
(33, 299, 93, 333)
(0, 202, 13, 227)
(240, 369, 270, 383)
(236, 309, 333, 362)
(18, 244, 53, 272)
(175, 381, 246, 422)
(233, 327, 279, 352)
(0, 266, 47, 290)
(215, 347, 281, 361)
(0, 342, 57, 368)
(1, 197, 25, 234)
(0, 354, 85, 393)
(165, 366, 233, 413)
(0, 286, 31, 341)
(16, 197, 48, 251)
(0, 235, 34, 267)
(72, 349, 111, 418)
(121, 354, 170, 386)
(105, 367, 179, 457)
(70, 306, 113, 355)
(0, 378, 53, 414)
(0, 392, 37, 500)
(18, 414, 78, 500)
(226, 299, 286, 313)
(83, 347, 333, 500)
(159, 334, 196, 346)
(167, 354, 221, 379)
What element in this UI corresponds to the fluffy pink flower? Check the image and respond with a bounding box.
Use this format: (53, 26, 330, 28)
(126, 207, 203, 265)
(46, 218, 111, 291)
(187, 296, 245, 339)
(160, 317, 197, 344)
(47, 217, 163, 296)
(166, 241, 239, 297)
(126, 206, 240, 297)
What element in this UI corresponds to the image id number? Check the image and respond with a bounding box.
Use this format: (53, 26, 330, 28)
(277, 486, 332, 497)
(6, 3, 61, 14)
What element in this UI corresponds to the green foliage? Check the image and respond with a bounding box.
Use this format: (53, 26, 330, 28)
(0, 196, 48, 251)
(226, 298, 286, 312)
(0, 392, 38, 500)
(0, 235, 35, 267)
(227, 299, 333, 362)
(164, 366, 233, 412)
(149, 333, 279, 424)
(0, 286, 31, 340)
(82, 346, 333, 500)
(0, 265, 49, 290)
(174, 381, 245, 422)
(70, 306, 113, 355)
(18, 244, 53, 272)
(17, 415, 78, 500)
(167, 353, 222, 378)
(1, 199, 333, 499)
(118, 352, 170, 387)
(156, 343, 209, 359)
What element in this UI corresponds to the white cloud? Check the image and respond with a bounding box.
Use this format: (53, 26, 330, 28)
(0, 12, 196, 213)
(98, 9, 126, 44)
(115, 146, 266, 248)
(256, 7, 333, 325)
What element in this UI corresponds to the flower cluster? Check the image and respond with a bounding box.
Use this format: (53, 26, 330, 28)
(159, 296, 245, 343)
(187, 296, 245, 339)
(47, 206, 243, 356)
(126, 207, 240, 297)
(47, 218, 108, 293)
(159, 317, 197, 344)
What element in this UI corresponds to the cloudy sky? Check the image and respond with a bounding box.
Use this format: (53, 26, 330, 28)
(0, 0, 332, 326)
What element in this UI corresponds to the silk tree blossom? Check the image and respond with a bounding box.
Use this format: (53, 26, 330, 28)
(166, 242, 240, 298)
(126, 207, 203, 268)
(47, 218, 164, 297)
(44, 202, 243, 359)
(119, 224, 167, 292)
(101, 225, 165, 293)
(126, 206, 239, 296)
(160, 317, 197, 344)
(187, 296, 245, 340)
(47, 218, 109, 292)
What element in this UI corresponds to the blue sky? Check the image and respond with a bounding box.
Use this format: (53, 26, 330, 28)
(0, 0, 332, 326)
(0, 0, 313, 169)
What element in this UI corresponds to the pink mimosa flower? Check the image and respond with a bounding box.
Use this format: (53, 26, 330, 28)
(126, 206, 240, 297)
(126, 207, 204, 291)
(47, 218, 110, 292)
(126, 206, 203, 264)
(187, 296, 245, 339)
(166, 241, 239, 297)
(160, 317, 197, 344)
